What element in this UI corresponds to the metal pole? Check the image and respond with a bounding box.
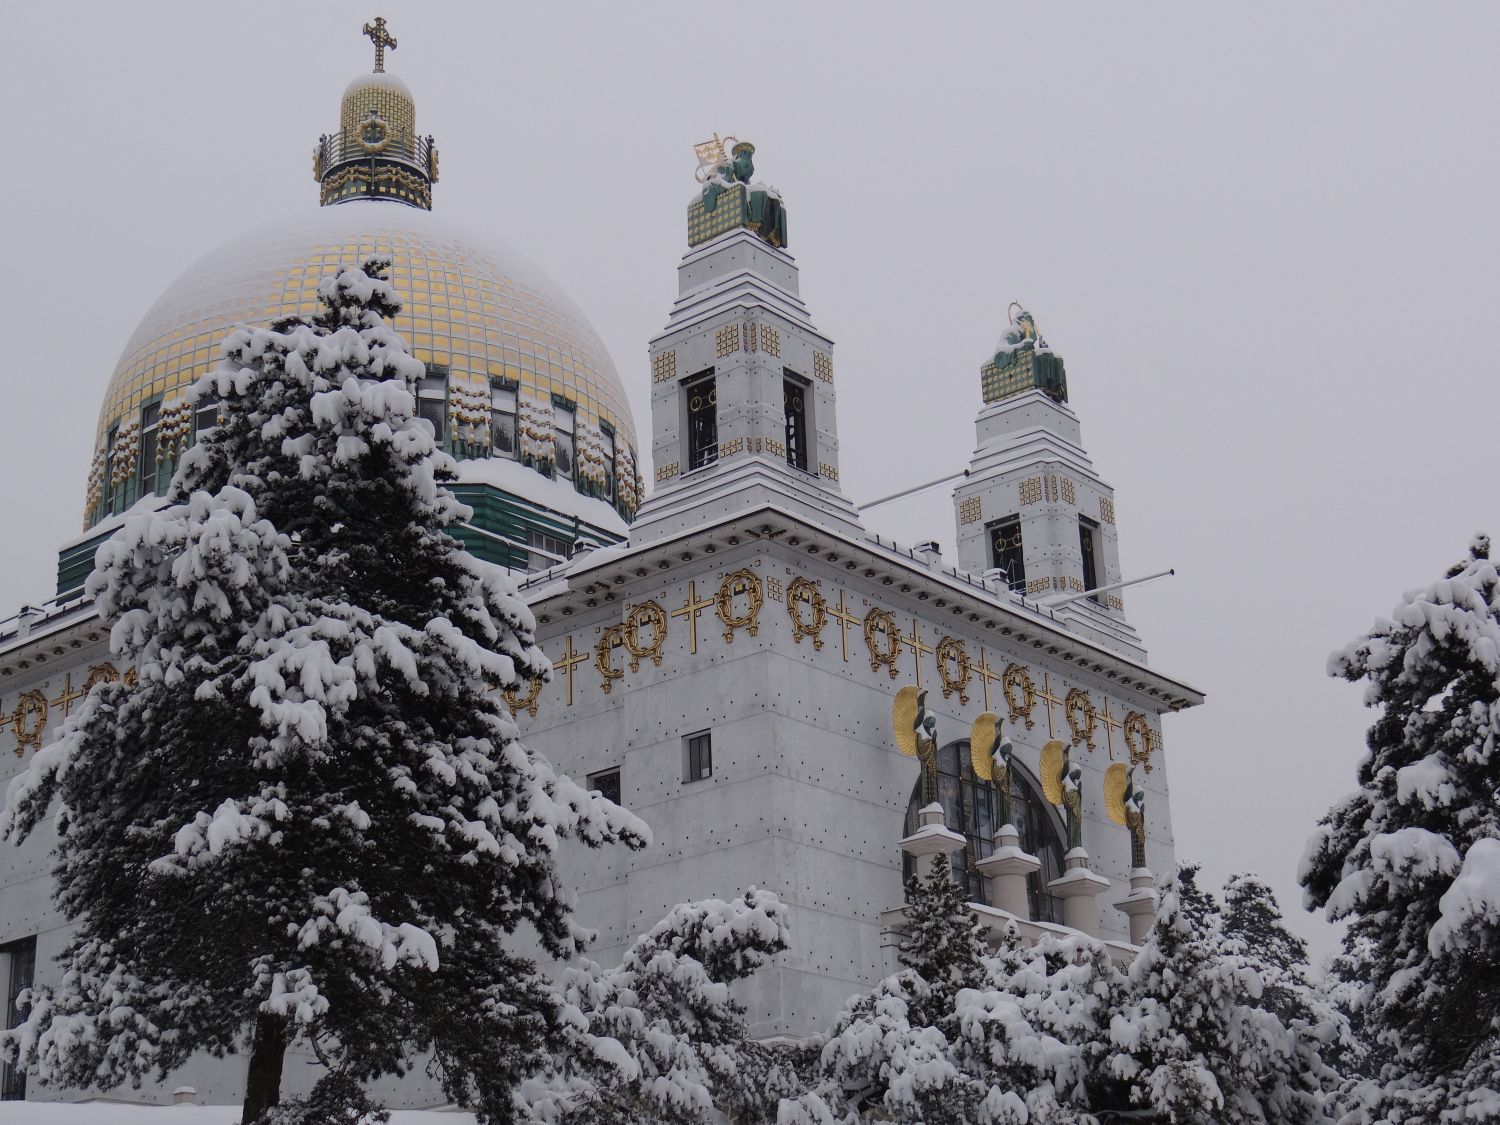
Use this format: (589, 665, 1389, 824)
(1038, 568, 1176, 609)
(856, 469, 969, 512)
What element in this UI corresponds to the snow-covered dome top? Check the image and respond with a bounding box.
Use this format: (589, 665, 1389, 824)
(86, 199, 638, 528)
(341, 70, 415, 140)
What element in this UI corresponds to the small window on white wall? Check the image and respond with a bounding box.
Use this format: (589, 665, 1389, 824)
(684, 730, 713, 782)
(554, 403, 576, 479)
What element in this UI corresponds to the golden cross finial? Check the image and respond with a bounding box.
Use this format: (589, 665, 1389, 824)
(362, 16, 397, 73)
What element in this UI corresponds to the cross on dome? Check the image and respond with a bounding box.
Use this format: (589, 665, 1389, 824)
(362, 16, 397, 73)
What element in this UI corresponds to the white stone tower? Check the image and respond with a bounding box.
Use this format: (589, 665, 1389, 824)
(630, 138, 863, 544)
(952, 307, 1145, 660)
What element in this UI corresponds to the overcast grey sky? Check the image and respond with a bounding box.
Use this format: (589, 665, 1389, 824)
(2, 2, 1496, 963)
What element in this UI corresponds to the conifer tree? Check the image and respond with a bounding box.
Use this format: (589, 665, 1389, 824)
(896, 853, 988, 1024)
(517, 888, 793, 1125)
(1300, 535, 1500, 1121)
(0, 259, 648, 1124)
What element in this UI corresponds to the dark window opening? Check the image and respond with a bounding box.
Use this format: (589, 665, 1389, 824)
(783, 374, 810, 472)
(104, 424, 121, 515)
(685, 373, 718, 471)
(600, 429, 616, 500)
(588, 768, 622, 807)
(418, 374, 447, 442)
(902, 744, 1065, 921)
(490, 383, 517, 457)
(1079, 516, 1102, 603)
(194, 393, 219, 439)
(685, 731, 713, 782)
(989, 516, 1026, 592)
(526, 528, 572, 568)
(2, 936, 36, 1101)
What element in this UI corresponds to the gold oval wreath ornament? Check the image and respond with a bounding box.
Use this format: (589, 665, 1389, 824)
(623, 600, 668, 671)
(716, 569, 763, 643)
(864, 609, 901, 678)
(936, 636, 972, 703)
(786, 577, 827, 649)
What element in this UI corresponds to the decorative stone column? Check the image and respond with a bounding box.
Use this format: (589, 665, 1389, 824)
(1114, 867, 1158, 945)
(975, 823, 1040, 918)
(899, 802, 967, 863)
(1047, 847, 1112, 936)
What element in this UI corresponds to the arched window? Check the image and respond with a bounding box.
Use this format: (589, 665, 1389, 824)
(903, 740, 1068, 923)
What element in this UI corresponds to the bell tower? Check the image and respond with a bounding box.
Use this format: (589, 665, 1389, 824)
(630, 137, 863, 544)
(952, 306, 1145, 658)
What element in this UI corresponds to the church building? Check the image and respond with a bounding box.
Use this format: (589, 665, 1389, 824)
(0, 21, 1202, 1108)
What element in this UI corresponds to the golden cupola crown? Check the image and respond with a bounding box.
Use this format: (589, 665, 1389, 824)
(313, 16, 438, 210)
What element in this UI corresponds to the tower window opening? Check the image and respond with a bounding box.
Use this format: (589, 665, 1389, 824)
(1, 935, 36, 1101)
(417, 373, 448, 442)
(554, 403, 575, 480)
(989, 516, 1026, 592)
(1079, 515, 1102, 603)
(685, 371, 718, 471)
(490, 383, 517, 458)
(783, 372, 810, 472)
(685, 730, 713, 782)
(104, 423, 123, 516)
(588, 767, 622, 807)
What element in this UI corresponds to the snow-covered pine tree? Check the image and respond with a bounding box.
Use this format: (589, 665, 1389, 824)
(896, 853, 988, 1025)
(0, 258, 648, 1125)
(1107, 866, 1337, 1124)
(517, 888, 793, 1125)
(1300, 535, 1500, 1122)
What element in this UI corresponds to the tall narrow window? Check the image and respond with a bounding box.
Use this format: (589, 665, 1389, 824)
(685, 372, 718, 471)
(418, 372, 448, 442)
(103, 423, 118, 515)
(685, 731, 713, 782)
(783, 373, 809, 472)
(1, 936, 36, 1101)
(1078, 516, 1101, 602)
(588, 767, 622, 806)
(195, 392, 219, 439)
(553, 402, 576, 480)
(490, 383, 517, 457)
(600, 426, 616, 500)
(139, 402, 161, 496)
(989, 516, 1026, 592)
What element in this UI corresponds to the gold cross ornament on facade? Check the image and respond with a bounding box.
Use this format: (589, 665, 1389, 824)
(363, 16, 397, 73)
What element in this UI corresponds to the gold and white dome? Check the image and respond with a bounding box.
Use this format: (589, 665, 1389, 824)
(84, 22, 638, 535)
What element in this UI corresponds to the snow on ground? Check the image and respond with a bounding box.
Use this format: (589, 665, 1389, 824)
(0, 1105, 476, 1124)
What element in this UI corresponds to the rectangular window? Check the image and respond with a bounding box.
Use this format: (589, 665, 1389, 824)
(418, 373, 447, 442)
(600, 427, 616, 500)
(1, 936, 36, 1101)
(989, 516, 1026, 592)
(139, 401, 165, 496)
(1079, 516, 1102, 603)
(103, 423, 118, 515)
(525, 528, 571, 568)
(490, 383, 517, 457)
(553, 403, 575, 480)
(588, 767, 622, 806)
(685, 372, 718, 471)
(194, 393, 219, 439)
(783, 373, 809, 472)
(685, 730, 713, 782)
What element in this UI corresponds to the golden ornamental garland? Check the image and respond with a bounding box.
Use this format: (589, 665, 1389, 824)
(864, 609, 901, 678)
(502, 676, 542, 718)
(595, 624, 626, 693)
(1124, 711, 1157, 772)
(716, 570, 763, 643)
(936, 636, 972, 703)
(785, 577, 827, 649)
(623, 600, 668, 671)
(1003, 663, 1037, 729)
(1065, 688, 1097, 751)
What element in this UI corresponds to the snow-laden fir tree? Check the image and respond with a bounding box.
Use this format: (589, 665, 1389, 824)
(517, 888, 794, 1125)
(0, 259, 648, 1125)
(1300, 535, 1500, 1123)
(896, 853, 988, 1024)
(1107, 865, 1338, 1124)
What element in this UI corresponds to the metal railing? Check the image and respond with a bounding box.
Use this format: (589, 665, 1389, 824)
(315, 128, 435, 175)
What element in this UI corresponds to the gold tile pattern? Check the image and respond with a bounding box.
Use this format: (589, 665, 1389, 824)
(1100, 496, 1115, 524)
(958, 496, 982, 525)
(819, 462, 839, 480)
(91, 203, 637, 524)
(1019, 476, 1043, 505)
(687, 184, 747, 247)
(813, 352, 833, 383)
(1061, 477, 1076, 505)
(718, 438, 745, 459)
(715, 323, 740, 358)
(655, 462, 679, 482)
(341, 73, 417, 139)
(759, 324, 781, 357)
(652, 350, 677, 384)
